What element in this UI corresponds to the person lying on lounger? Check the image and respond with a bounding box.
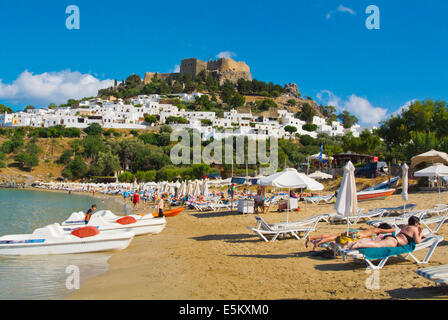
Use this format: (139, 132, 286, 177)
(305, 223, 395, 251)
(347, 216, 425, 250)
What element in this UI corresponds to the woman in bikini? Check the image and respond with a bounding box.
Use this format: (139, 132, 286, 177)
(347, 216, 424, 249)
(305, 223, 396, 251)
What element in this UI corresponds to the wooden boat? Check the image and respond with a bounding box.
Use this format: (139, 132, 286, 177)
(357, 188, 396, 201)
(151, 207, 184, 218)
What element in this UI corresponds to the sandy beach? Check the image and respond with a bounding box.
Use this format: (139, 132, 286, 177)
(63, 189, 448, 300)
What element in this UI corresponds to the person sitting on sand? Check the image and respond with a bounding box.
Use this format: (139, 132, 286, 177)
(347, 216, 425, 250)
(84, 204, 97, 224)
(254, 189, 267, 214)
(305, 223, 396, 251)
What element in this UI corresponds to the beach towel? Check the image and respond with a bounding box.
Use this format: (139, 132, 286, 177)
(359, 241, 416, 260)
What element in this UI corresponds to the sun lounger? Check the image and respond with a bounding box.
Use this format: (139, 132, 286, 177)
(328, 208, 366, 224)
(305, 194, 335, 204)
(352, 208, 388, 224)
(421, 207, 448, 233)
(416, 265, 448, 286)
(273, 213, 330, 229)
(341, 234, 444, 270)
(381, 204, 417, 216)
(246, 216, 320, 242)
(367, 210, 428, 227)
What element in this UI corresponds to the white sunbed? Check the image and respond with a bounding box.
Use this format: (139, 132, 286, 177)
(328, 208, 366, 224)
(416, 265, 448, 286)
(246, 216, 321, 242)
(305, 194, 335, 205)
(341, 234, 444, 270)
(367, 210, 429, 227)
(421, 207, 448, 234)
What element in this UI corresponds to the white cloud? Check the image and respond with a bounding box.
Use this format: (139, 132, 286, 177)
(317, 90, 388, 126)
(390, 99, 417, 116)
(169, 64, 180, 73)
(216, 51, 237, 59)
(326, 4, 356, 19)
(0, 70, 114, 107)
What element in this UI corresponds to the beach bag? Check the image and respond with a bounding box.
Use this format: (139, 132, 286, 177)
(71, 226, 99, 238)
(116, 216, 137, 225)
(336, 232, 360, 245)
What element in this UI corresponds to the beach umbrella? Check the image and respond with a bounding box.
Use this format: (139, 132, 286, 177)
(178, 181, 186, 197)
(201, 180, 209, 197)
(193, 180, 202, 198)
(411, 150, 448, 168)
(186, 181, 193, 196)
(402, 164, 409, 212)
(334, 161, 358, 235)
(258, 168, 324, 223)
(308, 170, 333, 180)
(258, 168, 324, 190)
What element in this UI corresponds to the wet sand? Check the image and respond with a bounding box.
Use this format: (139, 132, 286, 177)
(67, 192, 448, 300)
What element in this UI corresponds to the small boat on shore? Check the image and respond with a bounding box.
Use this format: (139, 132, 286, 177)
(62, 210, 167, 235)
(0, 224, 134, 256)
(361, 176, 400, 192)
(357, 188, 396, 201)
(150, 207, 184, 218)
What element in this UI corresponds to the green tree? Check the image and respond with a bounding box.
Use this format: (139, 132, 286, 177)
(297, 103, 317, 123)
(230, 93, 246, 108)
(84, 123, 103, 136)
(284, 125, 297, 135)
(0, 104, 14, 113)
(118, 171, 135, 183)
(337, 110, 359, 129)
(144, 115, 158, 124)
(14, 153, 38, 170)
(96, 151, 122, 176)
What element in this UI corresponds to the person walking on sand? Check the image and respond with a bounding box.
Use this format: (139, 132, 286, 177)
(157, 193, 167, 218)
(132, 190, 140, 209)
(84, 204, 97, 224)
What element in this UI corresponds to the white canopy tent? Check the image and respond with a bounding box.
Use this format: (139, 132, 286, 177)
(411, 150, 448, 168)
(414, 163, 448, 202)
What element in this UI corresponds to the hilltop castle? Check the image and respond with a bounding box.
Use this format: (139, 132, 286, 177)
(144, 57, 252, 85)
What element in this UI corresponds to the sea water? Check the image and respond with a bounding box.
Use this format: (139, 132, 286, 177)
(0, 188, 127, 300)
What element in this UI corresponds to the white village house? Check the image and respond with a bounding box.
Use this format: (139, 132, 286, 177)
(0, 94, 368, 140)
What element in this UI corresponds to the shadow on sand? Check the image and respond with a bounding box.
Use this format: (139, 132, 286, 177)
(190, 233, 258, 242)
(190, 210, 243, 219)
(387, 286, 448, 299)
(314, 255, 414, 271)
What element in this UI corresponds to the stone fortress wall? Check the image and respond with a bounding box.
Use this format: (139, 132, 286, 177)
(144, 57, 252, 85)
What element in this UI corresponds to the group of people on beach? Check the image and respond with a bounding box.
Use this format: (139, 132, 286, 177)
(305, 216, 425, 251)
(84, 189, 170, 224)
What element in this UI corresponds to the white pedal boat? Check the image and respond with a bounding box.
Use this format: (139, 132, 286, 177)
(62, 210, 166, 236)
(0, 223, 134, 256)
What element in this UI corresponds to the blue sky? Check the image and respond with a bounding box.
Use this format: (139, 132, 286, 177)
(0, 0, 447, 126)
